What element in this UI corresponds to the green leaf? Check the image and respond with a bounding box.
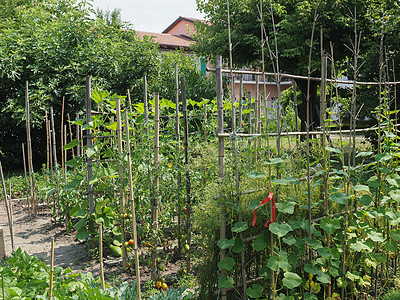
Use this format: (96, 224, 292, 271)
(330, 192, 349, 205)
(346, 271, 360, 282)
(325, 146, 341, 154)
(376, 152, 393, 162)
(76, 227, 89, 240)
(282, 272, 302, 289)
(356, 151, 373, 158)
(359, 194, 373, 206)
(252, 233, 268, 251)
(86, 147, 97, 158)
(269, 222, 293, 238)
(66, 156, 82, 168)
(218, 275, 234, 289)
(218, 257, 235, 271)
(282, 234, 297, 246)
(390, 230, 400, 241)
(232, 221, 248, 233)
(217, 238, 235, 250)
(352, 185, 370, 192)
(64, 179, 81, 191)
(246, 284, 264, 298)
(232, 238, 245, 253)
(304, 264, 319, 275)
(368, 231, 384, 242)
(267, 255, 291, 272)
(320, 218, 341, 235)
(246, 171, 266, 179)
(350, 240, 371, 252)
(265, 158, 284, 165)
(317, 247, 331, 258)
(316, 270, 330, 284)
(272, 178, 290, 185)
(64, 139, 80, 150)
(304, 238, 322, 249)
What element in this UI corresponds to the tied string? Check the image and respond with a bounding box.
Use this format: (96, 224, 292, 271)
(252, 192, 276, 228)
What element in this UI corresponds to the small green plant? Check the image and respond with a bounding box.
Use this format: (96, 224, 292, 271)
(380, 288, 400, 300)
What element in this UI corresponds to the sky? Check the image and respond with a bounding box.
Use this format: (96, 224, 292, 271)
(91, 0, 205, 33)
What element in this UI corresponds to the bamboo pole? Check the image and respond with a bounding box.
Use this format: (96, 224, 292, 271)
(85, 77, 94, 225)
(64, 124, 67, 181)
(175, 63, 182, 257)
(76, 114, 81, 158)
(144, 74, 149, 136)
(26, 81, 36, 213)
(216, 55, 227, 300)
(50, 107, 57, 168)
(182, 77, 192, 273)
(292, 81, 299, 148)
(227, 0, 236, 132)
(124, 110, 141, 298)
(61, 96, 65, 174)
(45, 111, 50, 180)
(116, 97, 127, 267)
(239, 75, 243, 132)
(21, 143, 30, 213)
(48, 119, 54, 180)
(0, 162, 14, 252)
(49, 237, 54, 300)
(151, 93, 160, 281)
(99, 223, 105, 290)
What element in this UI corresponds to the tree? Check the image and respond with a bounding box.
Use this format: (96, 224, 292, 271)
(193, 0, 399, 133)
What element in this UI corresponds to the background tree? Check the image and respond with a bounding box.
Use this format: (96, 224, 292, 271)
(193, 0, 399, 133)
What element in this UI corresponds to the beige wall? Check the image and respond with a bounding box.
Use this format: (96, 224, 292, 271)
(165, 20, 196, 36)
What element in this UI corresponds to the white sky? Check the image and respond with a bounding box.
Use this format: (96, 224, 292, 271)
(91, 0, 205, 33)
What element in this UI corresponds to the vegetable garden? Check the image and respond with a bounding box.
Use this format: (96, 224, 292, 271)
(2, 1, 400, 300)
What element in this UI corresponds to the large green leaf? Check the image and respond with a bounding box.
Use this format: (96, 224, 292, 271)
(269, 222, 293, 238)
(217, 238, 235, 250)
(276, 201, 296, 214)
(252, 233, 268, 251)
(218, 257, 235, 271)
(352, 185, 370, 192)
(246, 171, 266, 179)
(376, 152, 393, 162)
(367, 231, 384, 242)
(330, 192, 349, 205)
(232, 221, 248, 233)
(246, 284, 264, 298)
(232, 238, 245, 253)
(267, 255, 291, 272)
(359, 194, 373, 206)
(282, 272, 302, 289)
(218, 275, 234, 289)
(320, 218, 341, 235)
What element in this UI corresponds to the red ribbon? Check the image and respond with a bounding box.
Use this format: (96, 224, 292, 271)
(252, 192, 276, 228)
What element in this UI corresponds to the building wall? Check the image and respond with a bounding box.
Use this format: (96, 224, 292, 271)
(164, 20, 195, 36)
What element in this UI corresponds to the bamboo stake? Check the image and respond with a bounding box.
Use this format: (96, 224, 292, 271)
(64, 124, 67, 181)
(45, 111, 50, 180)
(26, 81, 36, 213)
(0, 161, 14, 251)
(50, 107, 57, 168)
(227, 0, 236, 132)
(76, 114, 81, 158)
(21, 143, 30, 213)
(85, 77, 94, 225)
(182, 77, 192, 273)
(239, 75, 243, 132)
(2, 275, 4, 300)
(144, 74, 149, 136)
(216, 55, 227, 300)
(124, 110, 141, 299)
(48, 119, 54, 181)
(292, 81, 299, 149)
(99, 223, 105, 290)
(116, 98, 127, 267)
(151, 93, 160, 281)
(49, 237, 54, 300)
(61, 96, 65, 174)
(67, 114, 75, 159)
(175, 63, 182, 257)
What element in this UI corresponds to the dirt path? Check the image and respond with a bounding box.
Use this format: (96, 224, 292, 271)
(0, 200, 98, 274)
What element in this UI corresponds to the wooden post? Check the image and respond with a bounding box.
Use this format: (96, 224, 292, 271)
(216, 55, 227, 300)
(182, 77, 192, 272)
(85, 77, 94, 219)
(0, 161, 14, 251)
(49, 237, 54, 300)
(144, 74, 149, 136)
(48, 118, 54, 180)
(99, 223, 105, 290)
(64, 124, 67, 181)
(0, 228, 5, 258)
(22, 143, 30, 213)
(50, 107, 57, 168)
(61, 96, 65, 174)
(247, 91, 252, 145)
(239, 75, 243, 132)
(116, 97, 127, 266)
(292, 81, 299, 149)
(125, 110, 142, 298)
(151, 93, 160, 281)
(175, 64, 182, 257)
(26, 81, 36, 212)
(76, 114, 81, 158)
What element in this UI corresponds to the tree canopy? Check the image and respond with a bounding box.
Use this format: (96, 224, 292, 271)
(193, 0, 400, 131)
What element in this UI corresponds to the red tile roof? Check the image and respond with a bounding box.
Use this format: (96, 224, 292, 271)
(136, 31, 193, 50)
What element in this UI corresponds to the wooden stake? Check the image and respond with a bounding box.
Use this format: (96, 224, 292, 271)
(216, 55, 227, 300)
(182, 77, 192, 273)
(143, 74, 149, 136)
(45, 111, 50, 180)
(22, 143, 30, 214)
(25, 81, 36, 213)
(85, 77, 94, 218)
(151, 93, 160, 281)
(116, 97, 127, 267)
(0, 161, 14, 251)
(175, 63, 182, 257)
(50, 107, 57, 168)
(125, 110, 141, 298)
(99, 223, 105, 290)
(239, 75, 243, 132)
(61, 96, 65, 174)
(49, 237, 54, 300)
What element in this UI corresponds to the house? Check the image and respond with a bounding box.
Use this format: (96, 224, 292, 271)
(137, 16, 291, 109)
